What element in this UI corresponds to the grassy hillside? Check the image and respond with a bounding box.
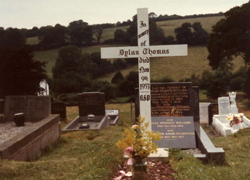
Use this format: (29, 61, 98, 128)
(98, 46, 244, 82)
(157, 16, 223, 36)
(32, 15, 246, 81)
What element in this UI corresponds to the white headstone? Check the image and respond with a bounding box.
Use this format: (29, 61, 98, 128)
(218, 97, 231, 115)
(199, 102, 211, 124)
(101, 8, 188, 131)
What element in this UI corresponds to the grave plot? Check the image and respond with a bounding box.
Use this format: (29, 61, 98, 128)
(101, 7, 225, 163)
(212, 94, 250, 136)
(135, 82, 225, 163)
(63, 92, 120, 132)
(106, 109, 120, 126)
(0, 96, 60, 161)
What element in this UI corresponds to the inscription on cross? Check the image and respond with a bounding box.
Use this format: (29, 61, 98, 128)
(101, 8, 187, 131)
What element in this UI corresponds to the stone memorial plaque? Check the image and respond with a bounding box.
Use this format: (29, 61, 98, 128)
(106, 109, 119, 116)
(78, 92, 105, 117)
(151, 83, 193, 117)
(51, 101, 66, 121)
(152, 116, 196, 148)
(4, 96, 51, 122)
(218, 97, 231, 115)
(208, 103, 218, 125)
(150, 82, 196, 149)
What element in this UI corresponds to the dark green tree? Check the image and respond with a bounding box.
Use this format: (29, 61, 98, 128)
(53, 45, 82, 79)
(114, 29, 129, 44)
(207, 1, 250, 97)
(68, 20, 93, 46)
(174, 23, 193, 45)
(38, 24, 68, 49)
(0, 46, 47, 98)
(207, 2, 250, 69)
(111, 71, 124, 84)
(0, 28, 26, 50)
(52, 45, 91, 94)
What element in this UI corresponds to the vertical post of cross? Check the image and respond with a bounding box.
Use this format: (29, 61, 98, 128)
(137, 8, 152, 131)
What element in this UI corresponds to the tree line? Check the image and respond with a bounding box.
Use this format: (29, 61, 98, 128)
(0, 2, 250, 102)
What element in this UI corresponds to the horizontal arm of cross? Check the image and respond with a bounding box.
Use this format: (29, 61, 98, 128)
(101, 44, 187, 59)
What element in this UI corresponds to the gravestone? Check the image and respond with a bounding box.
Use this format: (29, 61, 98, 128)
(218, 97, 231, 115)
(208, 103, 218, 125)
(106, 109, 120, 125)
(150, 82, 196, 149)
(78, 92, 105, 117)
(4, 96, 51, 122)
(51, 101, 66, 121)
(199, 103, 211, 124)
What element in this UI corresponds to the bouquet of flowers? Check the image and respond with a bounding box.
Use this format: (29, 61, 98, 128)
(226, 113, 244, 127)
(116, 116, 161, 165)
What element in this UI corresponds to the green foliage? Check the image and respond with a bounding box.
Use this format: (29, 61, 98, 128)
(52, 45, 91, 95)
(0, 28, 26, 50)
(114, 29, 129, 44)
(0, 46, 47, 98)
(207, 1, 250, 70)
(90, 81, 117, 101)
(117, 71, 139, 97)
(229, 77, 245, 91)
(206, 71, 230, 99)
(174, 22, 208, 45)
(111, 71, 124, 84)
(68, 20, 93, 46)
(37, 24, 68, 49)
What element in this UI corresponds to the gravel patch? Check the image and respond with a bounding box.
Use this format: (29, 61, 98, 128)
(0, 122, 36, 144)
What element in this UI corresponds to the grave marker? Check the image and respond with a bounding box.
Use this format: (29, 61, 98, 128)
(150, 82, 196, 148)
(51, 101, 66, 121)
(78, 92, 105, 117)
(4, 96, 51, 122)
(101, 8, 187, 131)
(218, 97, 231, 115)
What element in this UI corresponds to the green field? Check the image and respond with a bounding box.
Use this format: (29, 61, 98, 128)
(32, 15, 246, 81)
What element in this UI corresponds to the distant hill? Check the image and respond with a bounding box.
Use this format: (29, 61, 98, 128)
(33, 14, 245, 82)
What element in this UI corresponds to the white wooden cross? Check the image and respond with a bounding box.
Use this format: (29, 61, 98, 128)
(101, 8, 187, 131)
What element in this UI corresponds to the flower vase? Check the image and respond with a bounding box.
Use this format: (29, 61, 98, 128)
(132, 156, 148, 180)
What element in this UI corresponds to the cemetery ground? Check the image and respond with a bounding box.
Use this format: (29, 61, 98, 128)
(1, 102, 250, 180)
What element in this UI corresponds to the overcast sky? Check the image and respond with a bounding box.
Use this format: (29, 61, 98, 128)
(0, 0, 248, 29)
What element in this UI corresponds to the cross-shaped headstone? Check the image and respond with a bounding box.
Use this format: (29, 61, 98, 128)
(101, 8, 187, 131)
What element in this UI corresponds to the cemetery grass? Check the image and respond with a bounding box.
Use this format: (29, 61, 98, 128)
(0, 103, 131, 180)
(1, 104, 250, 180)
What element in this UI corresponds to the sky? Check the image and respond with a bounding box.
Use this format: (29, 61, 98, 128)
(0, 0, 249, 29)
